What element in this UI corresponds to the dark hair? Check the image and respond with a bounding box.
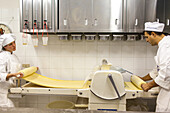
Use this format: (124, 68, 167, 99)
(2, 47, 6, 51)
(2, 44, 8, 51)
(143, 31, 168, 36)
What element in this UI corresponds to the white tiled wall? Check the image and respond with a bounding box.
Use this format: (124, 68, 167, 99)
(0, 0, 157, 109)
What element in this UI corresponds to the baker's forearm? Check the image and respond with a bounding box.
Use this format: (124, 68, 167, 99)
(6, 73, 15, 80)
(6, 72, 23, 80)
(141, 73, 152, 81)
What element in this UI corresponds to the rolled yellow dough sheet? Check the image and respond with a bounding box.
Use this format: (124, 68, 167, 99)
(19, 66, 38, 77)
(130, 75, 146, 90)
(124, 82, 141, 90)
(20, 67, 90, 89)
(19, 67, 144, 90)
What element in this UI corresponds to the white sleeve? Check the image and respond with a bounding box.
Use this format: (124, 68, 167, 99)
(0, 59, 8, 82)
(0, 73, 8, 82)
(155, 63, 170, 90)
(9, 77, 16, 86)
(149, 66, 158, 79)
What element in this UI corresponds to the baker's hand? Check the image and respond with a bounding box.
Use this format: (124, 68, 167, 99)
(14, 72, 24, 78)
(6, 72, 23, 80)
(141, 83, 151, 92)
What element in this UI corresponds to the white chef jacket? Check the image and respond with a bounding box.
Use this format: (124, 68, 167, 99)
(0, 51, 21, 107)
(149, 35, 170, 112)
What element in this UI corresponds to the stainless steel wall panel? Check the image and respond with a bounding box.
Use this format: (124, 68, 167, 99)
(43, 0, 54, 30)
(55, 0, 58, 31)
(22, 0, 33, 31)
(92, 0, 123, 32)
(156, 0, 165, 23)
(69, 0, 92, 31)
(165, 0, 170, 32)
(59, 0, 124, 32)
(59, 0, 92, 32)
(155, 0, 170, 33)
(33, 0, 42, 29)
(145, 0, 157, 22)
(20, 0, 22, 32)
(58, 0, 70, 31)
(92, 0, 111, 32)
(20, 0, 158, 33)
(126, 0, 145, 32)
(110, 0, 124, 32)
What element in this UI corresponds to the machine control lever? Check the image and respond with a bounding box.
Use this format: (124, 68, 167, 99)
(108, 74, 121, 100)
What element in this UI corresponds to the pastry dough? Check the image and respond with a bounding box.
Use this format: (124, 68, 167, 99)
(19, 67, 144, 90)
(130, 75, 146, 90)
(124, 82, 141, 90)
(20, 67, 90, 89)
(19, 66, 38, 77)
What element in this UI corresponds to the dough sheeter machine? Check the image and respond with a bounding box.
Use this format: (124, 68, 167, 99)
(9, 64, 159, 111)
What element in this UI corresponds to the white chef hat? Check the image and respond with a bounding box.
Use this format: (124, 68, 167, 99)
(0, 34, 16, 51)
(145, 22, 165, 32)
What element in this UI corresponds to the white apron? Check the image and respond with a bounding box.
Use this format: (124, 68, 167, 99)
(0, 52, 21, 107)
(156, 88, 170, 112)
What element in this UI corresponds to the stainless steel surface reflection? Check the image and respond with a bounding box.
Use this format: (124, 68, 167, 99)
(127, 35, 135, 41)
(98, 35, 110, 41)
(71, 34, 82, 41)
(58, 35, 69, 41)
(112, 35, 124, 41)
(85, 35, 96, 41)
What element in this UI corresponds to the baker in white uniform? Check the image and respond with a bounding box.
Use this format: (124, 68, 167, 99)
(0, 34, 23, 107)
(140, 22, 170, 112)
